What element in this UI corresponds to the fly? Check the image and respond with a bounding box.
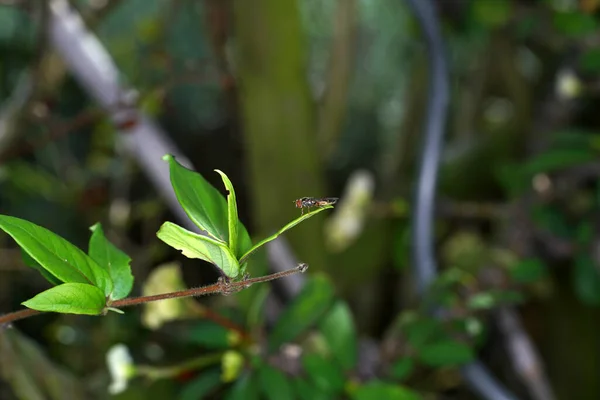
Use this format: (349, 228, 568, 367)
(294, 197, 339, 215)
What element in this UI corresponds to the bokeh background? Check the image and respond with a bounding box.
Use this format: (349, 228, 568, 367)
(1, 0, 600, 399)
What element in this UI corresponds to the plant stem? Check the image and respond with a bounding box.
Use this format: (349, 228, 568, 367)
(0, 264, 309, 327)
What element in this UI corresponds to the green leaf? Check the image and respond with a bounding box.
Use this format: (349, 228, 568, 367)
(510, 258, 547, 284)
(401, 315, 447, 351)
(187, 320, 233, 349)
(389, 358, 414, 382)
(164, 154, 229, 242)
(258, 364, 295, 400)
(319, 301, 357, 370)
(581, 49, 600, 73)
(573, 254, 600, 306)
(351, 381, 422, 400)
(294, 378, 330, 400)
(302, 353, 345, 395)
(0, 215, 113, 296)
(214, 169, 239, 258)
(467, 290, 524, 310)
(225, 372, 260, 400)
(157, 221, 240, 278)
(21, 283, 106, 315)
(239, 206, 334, 265)
(553, 11, 597, 38)
(20, 248, 62, 286)
(179, 368, 221, 400)
(88, 223, 133, 300)
(522, 149, 597, 177)
(269, 274, 336, 351)
(417, 340, 475, 367)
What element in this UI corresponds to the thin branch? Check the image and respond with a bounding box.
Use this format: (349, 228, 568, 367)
(0, 264, 308, 327)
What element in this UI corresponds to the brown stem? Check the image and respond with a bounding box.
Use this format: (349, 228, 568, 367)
(0, 264, 308, 327)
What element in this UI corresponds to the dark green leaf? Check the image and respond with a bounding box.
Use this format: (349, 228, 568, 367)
(573, 254, 600, 306)
(389, 358, 414, 381)
(302, 353, 345, 395)
(510, 258, 546, 284)
(258, 364, 295, 400)
(418, 340, 475, 367)
(238, 206, 334, 266)
(523, 149, 597, 177)
(582, 48, 600, 73)
(20, 248, 62, 286)
(401, 315, 447, 351)
(269, 274, 336, 351)
(467, 290, 524, 310)
(0, 215, 113, 296)
(164, 154, 229, 242)
(157, 221, 240, 278)
(294, 378, 330, 400)
(179, 368, 221, 400)
(225, 372, 260, 400)
(553, 11, 597, 38)
(319, 301, 357, 370)
(188, 320, 232, 349)
(21, 283, 106, 315)
(351, 381, 422, 400)
(88, 223, 133, 300)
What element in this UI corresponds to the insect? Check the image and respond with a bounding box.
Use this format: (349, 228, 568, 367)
(294, 197, 339, 215)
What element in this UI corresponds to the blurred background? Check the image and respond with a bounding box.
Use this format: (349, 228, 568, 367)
(1, 0, 600, 399)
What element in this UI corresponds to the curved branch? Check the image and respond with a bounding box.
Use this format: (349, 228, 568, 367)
(404, 1, 518, 399)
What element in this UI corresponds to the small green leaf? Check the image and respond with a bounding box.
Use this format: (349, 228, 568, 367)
(401, 315, 447, 351)
(180, 368, 221, 400)
(319, 301, 358, 371)
(214, 170, 239, 259)
(269, 274, 336, 351)
(222, 351, 245, 383)
(187, 320, 233, 349)
(389, 358, 414, 381)
(88, 223, 133, 300)
(224, 372, 260, 400)
(239, 206, 334, 265)
(522, 149, 597, 177)
(581, 49, 600, 73)
(510, 258, 546, 284)
(553, 11, 597, 38)
(157, 221, 240, 278)
(20, 248, 62, 286)
(294, 378, 330, 400)
(418, 340, 475, 367)
(573, 254, 600, 306)
(258, 364, 295, 400)
(21, 283, 106, 315)
(302, 353, 345, 395)
(0, 215, 113, 296)
(351, 381, 422, 400)
(164, 154, 229, 242)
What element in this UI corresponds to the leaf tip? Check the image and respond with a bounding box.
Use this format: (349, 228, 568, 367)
(89, 222, 101, 232)
(162, 154, 173, 162)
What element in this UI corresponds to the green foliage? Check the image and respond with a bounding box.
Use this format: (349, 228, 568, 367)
(269, 274, 336, 351)
(159, 155, 333, 278)
(319, 300, 358, 371)
(179, 368, 221, 400)
(302, 353, 346, 395)
(157, 221, 241, 278)
(187, 320, 236, 350)
(510, 258, 547, 284)
(225, 372, 261, 400)
(573, 254, 600, 306)
(21, 283, 106, 315)
(257, 364, 295, 400)
(351, 381, 422, 400)
(417, 340, 475, 368)
(0, 215, 114, 298)
(88, 223, 134, 300)
(389, 358, 414, 382)
(553, 11, 597, 38)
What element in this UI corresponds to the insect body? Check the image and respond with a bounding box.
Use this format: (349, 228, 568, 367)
(294, 197, 339, 215)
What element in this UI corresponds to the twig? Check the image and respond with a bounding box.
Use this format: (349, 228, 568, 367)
(0, 264, 308, 327)
(405, 0, 518, 399)
(497, 307, 556, 400)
